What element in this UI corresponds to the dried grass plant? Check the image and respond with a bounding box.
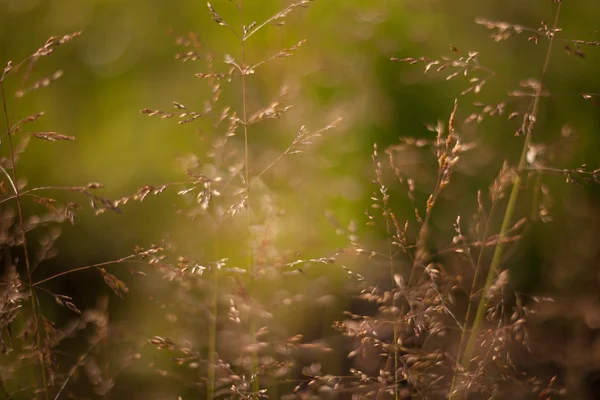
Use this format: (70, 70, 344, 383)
(137, 1, 341, 399)
(299, 1, 600, 399)
(0, 32, 156, 400)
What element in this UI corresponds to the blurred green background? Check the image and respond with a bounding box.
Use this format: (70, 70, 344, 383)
(2, 0, 600, 398)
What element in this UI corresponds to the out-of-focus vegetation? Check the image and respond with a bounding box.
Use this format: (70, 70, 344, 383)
(2, 0, 600, 399)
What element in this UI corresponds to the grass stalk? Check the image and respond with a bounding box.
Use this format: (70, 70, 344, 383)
(387, 218, 399, 400)
(207, 239, 219, 400)
(373, 145, 400, 399)
(238, 0, 260, 394)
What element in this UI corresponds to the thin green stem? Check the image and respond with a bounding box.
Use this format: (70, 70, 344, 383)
(207, 240, 219, 400)
(52, 340, 99, 400)
(450, 200, 498, 393)
(32, 255, 140, 287)
(451, 3, 562, 398)
(385, 215, 399, 400)
(238, 0, 259, 395)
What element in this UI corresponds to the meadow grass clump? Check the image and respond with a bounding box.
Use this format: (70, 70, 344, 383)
(290, 1, 600, 399)
(135, 1, 343, 399)
(0, 32, 155, 400)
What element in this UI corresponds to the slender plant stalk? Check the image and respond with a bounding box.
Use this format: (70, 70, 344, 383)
(376, 147, 399, 399)
(373, 147, 399, 400)
(52, 340, 99, 400)
(450, 3, 562, 398)
(386, 216, 399, 400)
(207, 239, 220, 400)
(1, 80, 49, 400)
(450, 200, 498, 393)
(238, 0, 260, 394)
